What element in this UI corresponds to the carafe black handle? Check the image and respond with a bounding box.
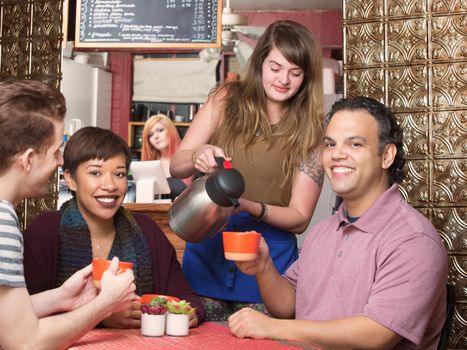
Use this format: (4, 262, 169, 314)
(214, 156, 226, 169)
(206, 156, 244, 208)
(231, 197, 240, 209)
(215, 157, 240, 208)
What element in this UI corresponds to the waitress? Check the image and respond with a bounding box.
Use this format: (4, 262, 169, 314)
(170, 20, 324, 321)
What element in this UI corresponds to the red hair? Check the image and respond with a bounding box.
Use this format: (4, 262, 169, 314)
(140, 114, 181, 161)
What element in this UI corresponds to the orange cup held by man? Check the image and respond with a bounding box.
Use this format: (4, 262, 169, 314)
(222, 231, 261, 261)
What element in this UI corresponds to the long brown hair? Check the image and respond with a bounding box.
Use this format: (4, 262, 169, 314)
(212, 20, 324, 184)
(141, 114, 181, 161)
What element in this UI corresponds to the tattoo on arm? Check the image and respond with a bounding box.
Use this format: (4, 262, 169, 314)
(299, 150, 324, 186)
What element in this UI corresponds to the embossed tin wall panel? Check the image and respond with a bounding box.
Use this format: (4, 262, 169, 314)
(388, 65, 429, 111)
(432, 159, 466, 206)
(388, 18, 428, 64)
(0, 39, 31, 77)
(432, 111, 467, 156)
(31, 0, 63, 81)
(346, 67, 385, 100)
(435, 208, 467, 251)
(432, 15, 467, 62)
(0, 0, 64, 229)
(431, 0, 467, 14)
(395, 112, 429, 157)
(345, 22, 385, 68)
(432, 63, 467, 109)
(400, 159, 431, 206)
(345, 0, 384, 22)
(388, 0, 427, 17)
(344, 0, 467, 348)
(1, 3, 31, 38)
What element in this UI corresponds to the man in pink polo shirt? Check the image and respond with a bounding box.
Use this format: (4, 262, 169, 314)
(228, 96, 448, 349)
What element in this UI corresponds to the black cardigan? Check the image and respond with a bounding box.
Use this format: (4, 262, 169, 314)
(23, 211, 205, 323)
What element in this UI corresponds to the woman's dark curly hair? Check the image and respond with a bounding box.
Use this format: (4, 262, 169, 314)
(324, 96, 405, 185)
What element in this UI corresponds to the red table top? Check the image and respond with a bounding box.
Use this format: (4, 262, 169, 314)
(69, 322, 313, 349)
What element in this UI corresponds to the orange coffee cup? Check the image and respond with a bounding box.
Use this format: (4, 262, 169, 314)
(92, 258, 134, 288)
(222, 231, 261, 261)
(140, 294, 180, 304)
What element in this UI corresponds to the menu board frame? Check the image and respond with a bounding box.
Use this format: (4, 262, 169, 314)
(75, 0, 222, 49)
(62, 0, 69, 47)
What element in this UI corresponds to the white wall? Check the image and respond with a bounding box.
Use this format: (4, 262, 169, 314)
(61, 58, 112, 133)
(297, 177, 336, 248)
(297, 93, 342, 248)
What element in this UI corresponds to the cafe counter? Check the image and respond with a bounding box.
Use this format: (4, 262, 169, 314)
(123, 203, 185, 263)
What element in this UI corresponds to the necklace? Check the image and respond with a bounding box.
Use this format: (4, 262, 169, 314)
(92, 240, 111, 259)
(91, 230, 116, 259)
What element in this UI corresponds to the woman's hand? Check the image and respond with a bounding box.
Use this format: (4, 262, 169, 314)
(189, 311, 199, 328)
(237, 198, 266, 218)
(192, 144, 228, 173)
(170, 89, 226, 178)
(101, 299, 142, 328)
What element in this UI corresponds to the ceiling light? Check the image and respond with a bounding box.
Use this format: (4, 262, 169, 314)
(233, 41, 253, 68)
(199, 48, 221, 62)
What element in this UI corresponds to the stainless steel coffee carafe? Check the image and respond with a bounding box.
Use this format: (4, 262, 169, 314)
(168, 157, 245, 243)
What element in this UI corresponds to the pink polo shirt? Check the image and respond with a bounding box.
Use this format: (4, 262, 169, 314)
(284, 185, 448, 349)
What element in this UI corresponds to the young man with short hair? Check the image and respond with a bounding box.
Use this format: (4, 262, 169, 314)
(229, 96, 448, 349)
(0, 80, 136, 349)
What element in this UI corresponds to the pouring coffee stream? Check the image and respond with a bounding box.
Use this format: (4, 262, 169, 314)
(169, 157, 245, 243)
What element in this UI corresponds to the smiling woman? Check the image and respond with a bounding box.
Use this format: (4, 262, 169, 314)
(22, 126, 206, 329)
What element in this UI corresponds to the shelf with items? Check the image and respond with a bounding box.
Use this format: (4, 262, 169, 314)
(128, 49, 219, 158)
(131, 101, 199, 123)
(128, 121, 144, 152)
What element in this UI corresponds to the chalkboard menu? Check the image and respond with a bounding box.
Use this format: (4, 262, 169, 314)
(75, 0, 222, 48)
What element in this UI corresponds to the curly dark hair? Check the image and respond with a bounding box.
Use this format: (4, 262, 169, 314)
(324, 96, 405, 185)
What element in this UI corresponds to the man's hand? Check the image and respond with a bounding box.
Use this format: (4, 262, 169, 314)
(59, 263, 97, 312)
(99, 257, 136, 314)
(102, 299, 142, 328)
(235, 238, 270, 276)
(228, 307, 277, 339)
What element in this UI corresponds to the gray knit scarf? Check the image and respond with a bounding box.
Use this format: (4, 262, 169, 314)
(56, 198, 154, 295)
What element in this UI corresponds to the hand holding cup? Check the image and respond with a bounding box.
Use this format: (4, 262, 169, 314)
(222, 231, 261, 261)
(92, 258, 134, 288)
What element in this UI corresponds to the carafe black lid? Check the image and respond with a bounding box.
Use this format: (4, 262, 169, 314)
(205, 158, 245, 207)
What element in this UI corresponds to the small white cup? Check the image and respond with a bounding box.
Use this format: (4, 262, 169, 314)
(141, 313, 165, 337)
(174, 115, 185, 123)
(165, 313, 189, 336)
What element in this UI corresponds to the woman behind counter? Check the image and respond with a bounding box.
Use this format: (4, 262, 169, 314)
(141, 114, 191, 198)
(170, 20, 325, 320)
(23, 126, 205, 328)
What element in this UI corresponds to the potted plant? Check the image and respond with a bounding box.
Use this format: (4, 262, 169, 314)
(165, 300, 195, 336)
(140, 297, 167, 337)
